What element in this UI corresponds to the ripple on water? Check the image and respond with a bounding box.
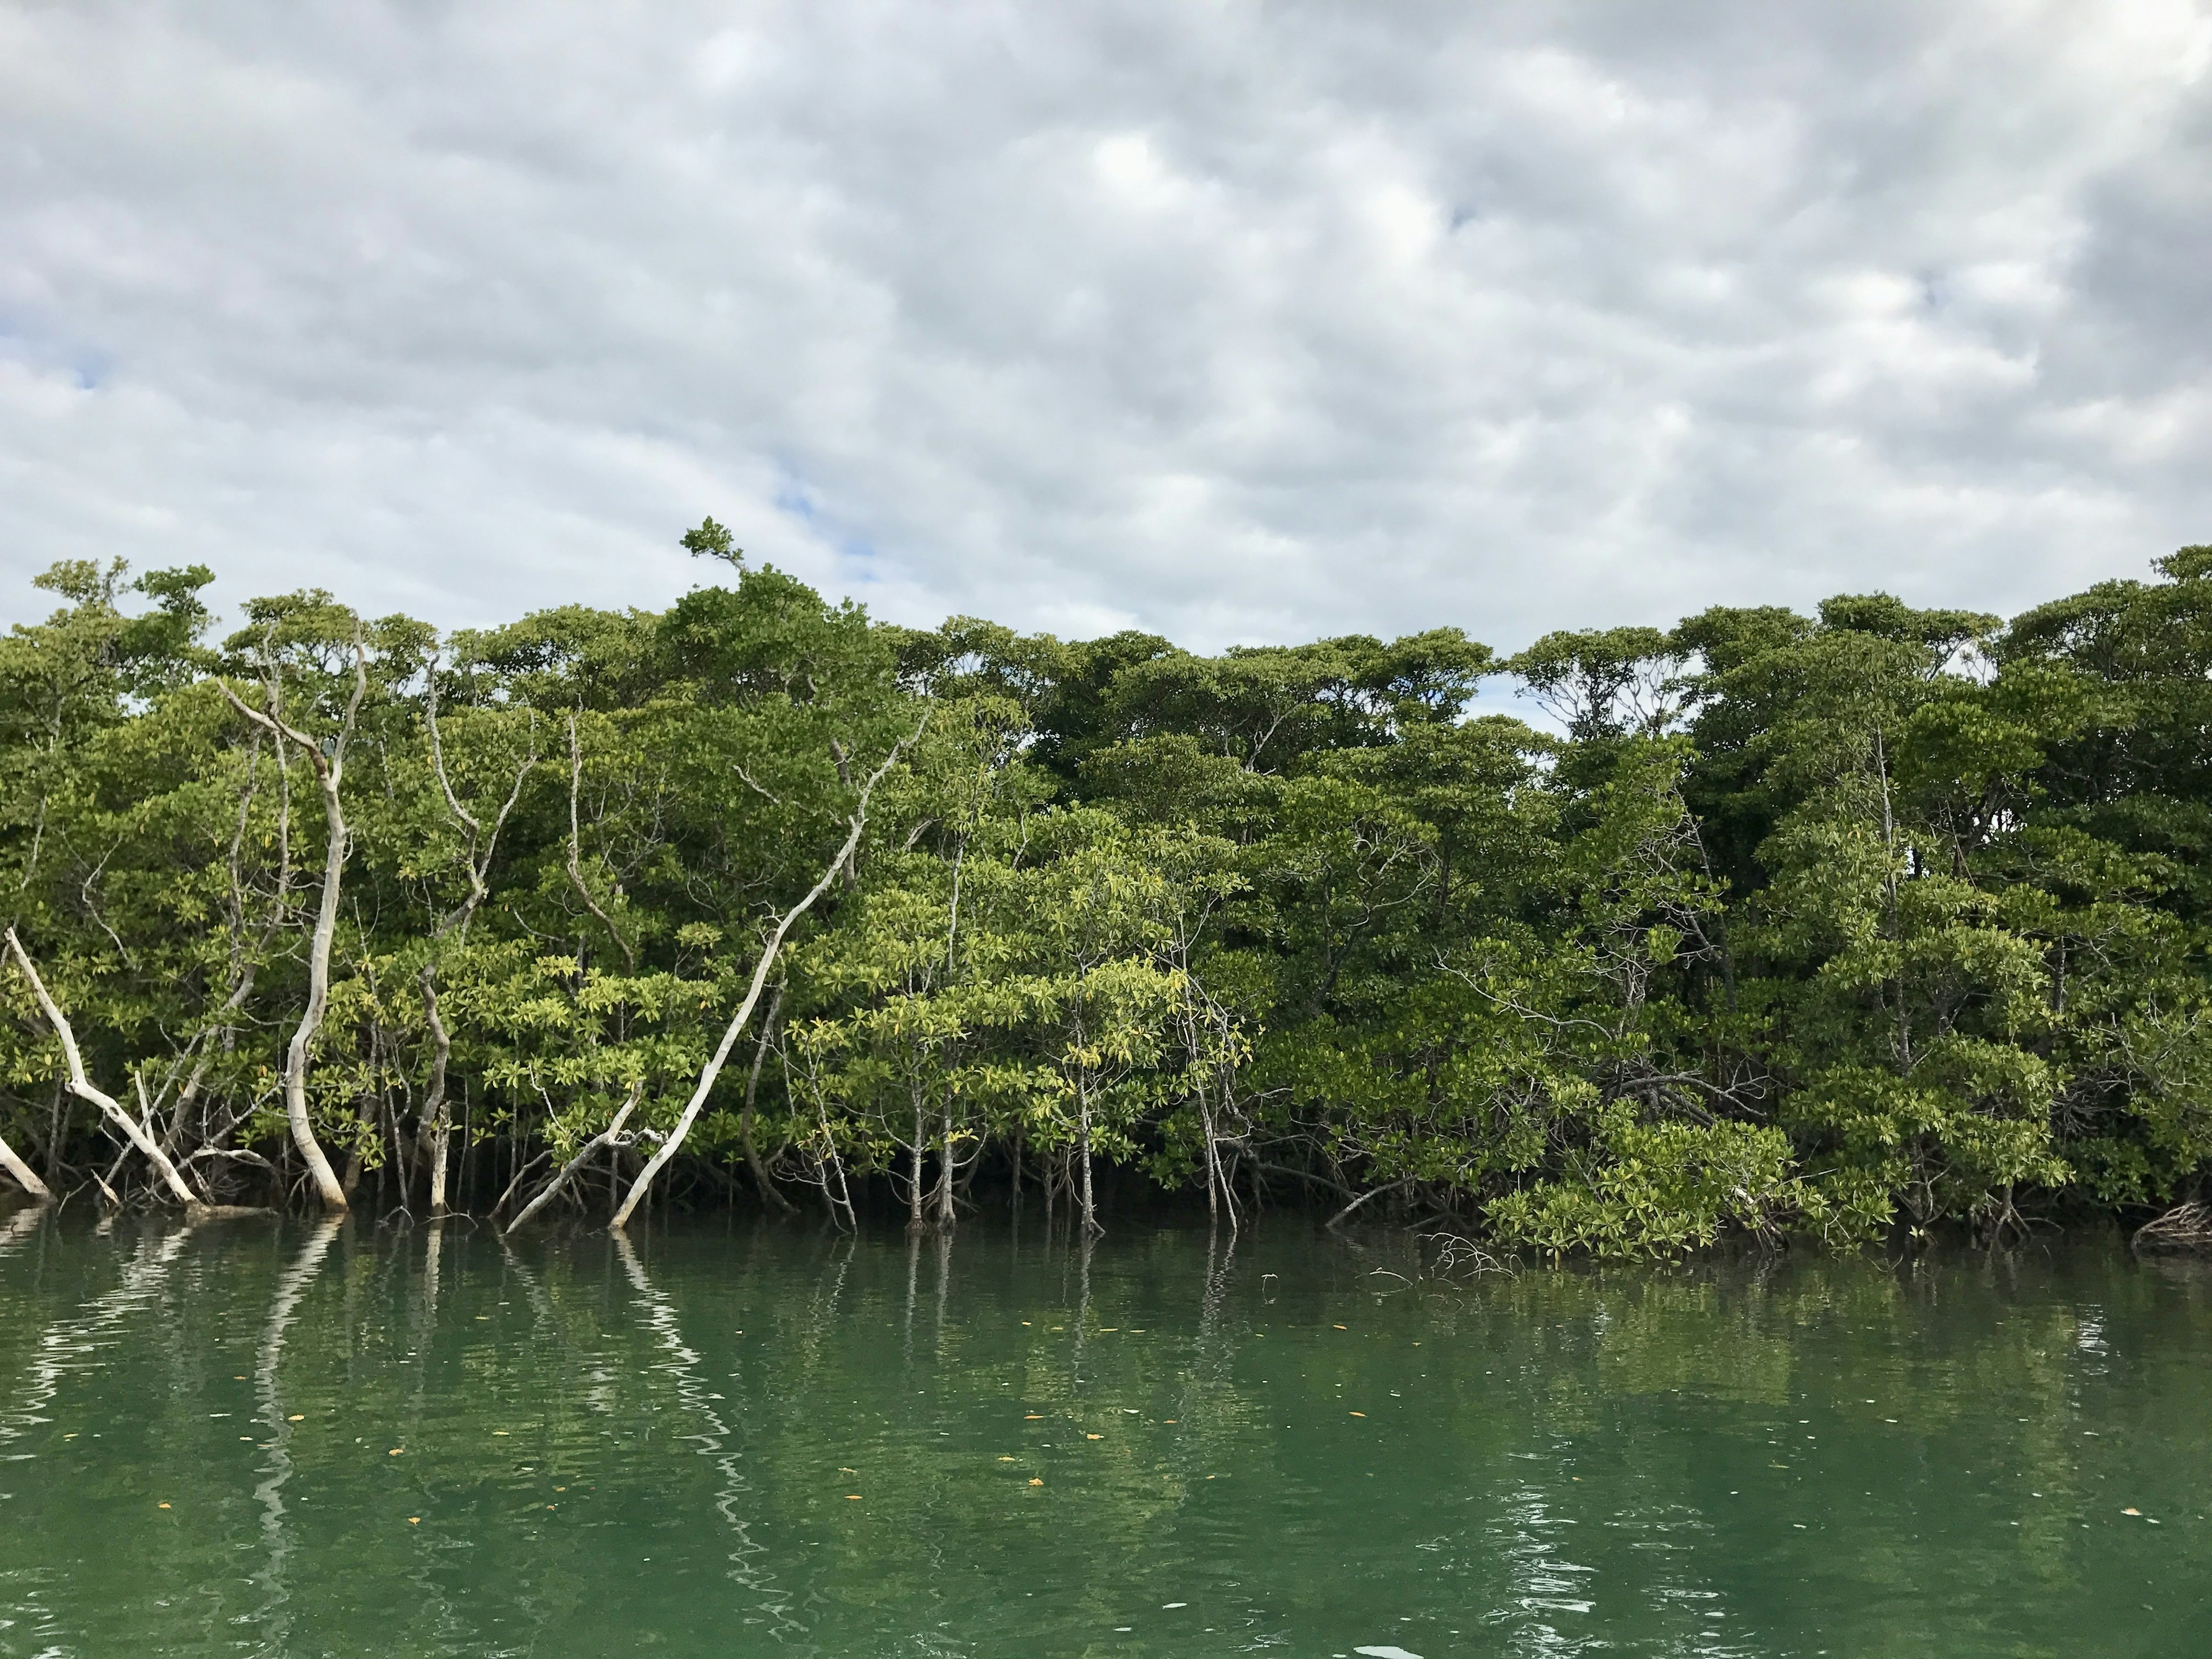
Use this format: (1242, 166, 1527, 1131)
(1, 1217, 2207, 1657)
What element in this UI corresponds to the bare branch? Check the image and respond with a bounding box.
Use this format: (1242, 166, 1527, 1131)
(1327, 1176, 1418, 1230)
(733, 760, 783, 807)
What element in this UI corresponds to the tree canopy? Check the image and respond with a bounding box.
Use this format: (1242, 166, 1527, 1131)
(7, 535, 2212, 1254)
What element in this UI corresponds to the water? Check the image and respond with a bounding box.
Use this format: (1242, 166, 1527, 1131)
(3, 1207, 2209, 1657)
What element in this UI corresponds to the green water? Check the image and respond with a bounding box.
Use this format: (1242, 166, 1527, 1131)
(3, 1209, 2209, 1657)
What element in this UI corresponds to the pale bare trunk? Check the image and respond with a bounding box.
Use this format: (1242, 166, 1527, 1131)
(426, 1115, 452, 1215)
(0, 1129, 51, 1202)
(1205, 1097, 1234, 1230)
(506, 1084, 639, 1232)
(5, 927, 200, 1208)
(611, 713, 926, 1229)
(935, 1113, 956, 1230)
(1205, 1112, 1217, 1223)
(216, 649, 367, 1212)
(289, 718, 354, 1209)
(810, 1092, 858, 1230)
(419, 968, 453, 1214)
(1078, 1095, 1100, 1236)
(739, 982, 792, 1211)
(908, 1096, 927, 1232)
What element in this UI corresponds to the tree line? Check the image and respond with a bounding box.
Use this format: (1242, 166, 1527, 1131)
(5, 527, 2211, 1253)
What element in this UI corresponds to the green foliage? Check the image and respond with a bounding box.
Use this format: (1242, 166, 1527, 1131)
(7, 543, 2212, 1253)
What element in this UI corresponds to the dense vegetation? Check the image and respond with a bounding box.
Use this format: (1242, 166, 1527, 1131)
(6, 531, 2212, 1253)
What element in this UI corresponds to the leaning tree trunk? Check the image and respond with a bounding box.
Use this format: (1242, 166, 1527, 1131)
(0, 1126, 51, 1202)
(506, 1084, 639, 1232)
(610, 713, 926, 1230)
(5, 927, 201, 1209)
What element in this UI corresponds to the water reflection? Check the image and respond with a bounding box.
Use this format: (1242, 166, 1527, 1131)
(611, 1228, 798, 1636)
(3, 1221, 2210, 1656)
(2, 1223, 190, 1455)
(0, 1203, 45, 1256)
(248, 1216, 341, 1651)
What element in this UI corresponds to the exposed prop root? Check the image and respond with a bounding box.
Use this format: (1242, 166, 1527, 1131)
(2133, 1202, 2212, 1252)
(1421, 1229, 1518, 1278)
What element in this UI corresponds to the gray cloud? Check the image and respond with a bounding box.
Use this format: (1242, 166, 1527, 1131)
(3, 0, 2209, 651)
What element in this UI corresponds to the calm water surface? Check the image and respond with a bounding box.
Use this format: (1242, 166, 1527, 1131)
(3, 1206, 2209, 1657)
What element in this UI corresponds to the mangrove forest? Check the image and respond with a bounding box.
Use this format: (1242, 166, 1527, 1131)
(7, 529, 2212, 1256)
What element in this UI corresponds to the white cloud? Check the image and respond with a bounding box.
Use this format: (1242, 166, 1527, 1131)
(2, 0, 2208, 653)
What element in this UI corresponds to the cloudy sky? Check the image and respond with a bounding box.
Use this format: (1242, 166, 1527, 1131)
(3, 1, 2209, 653)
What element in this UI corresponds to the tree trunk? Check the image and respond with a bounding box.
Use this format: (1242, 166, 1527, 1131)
(935, 1113, 957, 1230)
(1078, 1097, 1100, 1236)
(506, 1085, 639, 1232)
(418, 967, 454, 1214)
(1205, 1108, 1218, 1224)
(426, 1113, 452, 1216)
(738, 982, 792, 1211)
(5, 927, 201, 1209)
(286, 759, 354, 1210)
(0, 1129, 51, 1202)
(610, 713, 925, 1229)
(908, 1096, 928, 1232)
(44, 1074, 65, 1186)
(215, 658, 364, 1212)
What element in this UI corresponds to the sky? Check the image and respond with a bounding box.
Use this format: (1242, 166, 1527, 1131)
(3, 0, 2210, 654)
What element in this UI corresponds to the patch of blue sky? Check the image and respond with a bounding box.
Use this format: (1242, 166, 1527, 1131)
(773, 467, 888, 586)
(771, 472, 820, 527)
(0, 311, 109, 389)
